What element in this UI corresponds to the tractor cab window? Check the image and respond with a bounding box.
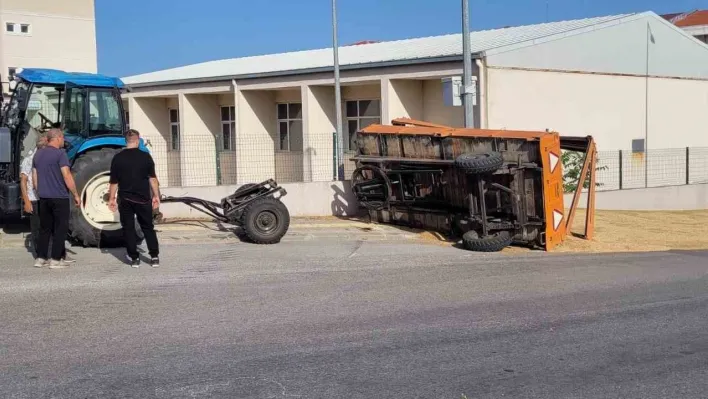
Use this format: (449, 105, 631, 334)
(24, 85, 62, 131)
(63, 86, 124, 137)
(2, 81, 30, 128)
(63, 88, 85, 135)
(88, 90, 122, 136)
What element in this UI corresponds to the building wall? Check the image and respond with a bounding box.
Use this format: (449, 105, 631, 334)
(217, 92, 237, 184)
(485, 14, 708, 80)
(303, 85, 336, 182)
(422, 79, 465, 127)
(0, 0, 97, 93)
(342, 84, 380, 101)
(181, 93, 220, 186)
(129, 97, 182, 187)
(486, 68, 708, 151)
(385, 79, 424, 121)
(236, 90, 277, 183)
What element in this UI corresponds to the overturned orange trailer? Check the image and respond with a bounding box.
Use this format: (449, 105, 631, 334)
(350, 118, 596, 252)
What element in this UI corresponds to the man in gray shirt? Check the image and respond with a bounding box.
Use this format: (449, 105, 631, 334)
(32, 129, 81, 268)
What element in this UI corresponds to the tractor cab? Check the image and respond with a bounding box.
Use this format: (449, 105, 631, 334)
(1, 68, 127, 163)
(1, 69, 146, 246)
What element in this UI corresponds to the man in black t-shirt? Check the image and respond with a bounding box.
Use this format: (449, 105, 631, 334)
(108, 129, 161, 268)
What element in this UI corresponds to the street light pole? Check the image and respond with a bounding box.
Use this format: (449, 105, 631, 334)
(462, 0, 475, 128)
(332, 0, 344, 180)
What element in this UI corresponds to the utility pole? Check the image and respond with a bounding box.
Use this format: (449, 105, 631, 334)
(462, 0, 475, 128)
(332, 0, 344, 180)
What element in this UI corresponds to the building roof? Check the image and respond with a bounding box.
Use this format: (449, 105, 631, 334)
(17, 68, 124, 88)
(123, 13, 646, 87)
(662, 10, 708, 27)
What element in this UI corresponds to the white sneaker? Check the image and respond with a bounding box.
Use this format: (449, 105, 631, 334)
(48, 260, 69, 269)
(33, 258, 47, 268)
(62, 256, 76, 264)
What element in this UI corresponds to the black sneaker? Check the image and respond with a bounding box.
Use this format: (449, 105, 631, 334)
(150, 257, 160, 268)
(125, 254, 140, 268)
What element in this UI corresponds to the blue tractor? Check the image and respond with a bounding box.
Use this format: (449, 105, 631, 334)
(0, 68, 148, 246)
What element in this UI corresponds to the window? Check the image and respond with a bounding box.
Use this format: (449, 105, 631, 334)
(345, 99, 380, 150)
(87, 90, 122, 136)
(169, 108, 180, 151)
(25, 85, 61, 129)
(64, 88, 86, 135)
(220, 106, 235, 151)
(8, 67, 17, 81)
(5, 23, 30, 35)
(276, 103, 302, 151)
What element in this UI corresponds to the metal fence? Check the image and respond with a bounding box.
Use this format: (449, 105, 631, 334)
(592, 147, 708, 192)
(146, 135, 708, 191)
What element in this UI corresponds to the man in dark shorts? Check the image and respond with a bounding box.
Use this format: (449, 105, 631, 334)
(107, 129, 160, 268)
(31, 129, 81, 269)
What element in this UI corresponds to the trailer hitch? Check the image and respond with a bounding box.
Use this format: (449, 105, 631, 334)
(154, 179, 291, 244)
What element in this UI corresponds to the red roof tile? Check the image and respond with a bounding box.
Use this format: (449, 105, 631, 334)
(662, 10, 708, 27)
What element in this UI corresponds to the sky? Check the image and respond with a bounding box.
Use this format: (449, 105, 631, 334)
(96, 0, 708, 78)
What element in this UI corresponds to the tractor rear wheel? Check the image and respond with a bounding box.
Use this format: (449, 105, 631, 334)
(69, 148, 144, 247)
(241, 197, 290, 244)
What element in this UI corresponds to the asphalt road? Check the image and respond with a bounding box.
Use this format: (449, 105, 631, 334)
(1, 240, 707, 399)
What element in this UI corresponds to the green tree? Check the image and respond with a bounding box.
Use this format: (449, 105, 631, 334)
(561, 150, 607, 193)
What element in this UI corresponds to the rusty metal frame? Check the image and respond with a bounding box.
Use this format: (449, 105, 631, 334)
(354, 118, 598, 251)
(564, 138, 597, 240)
(364, 118, 557, 140)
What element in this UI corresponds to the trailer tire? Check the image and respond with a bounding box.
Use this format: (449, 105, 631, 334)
(69, 148, 144, 247)
(242, 197, 290, 244)
(455, 152, 504, 174)
(232, 183, 261, 224)
(462, 230, 512, 252)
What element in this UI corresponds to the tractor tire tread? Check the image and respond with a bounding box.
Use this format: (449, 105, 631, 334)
(69, 148, 143, 247)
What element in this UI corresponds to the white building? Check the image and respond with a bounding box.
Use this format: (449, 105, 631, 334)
(663, 10, 708, 43)
(0, 0, 97, 95)
(121, 11, 708, 188)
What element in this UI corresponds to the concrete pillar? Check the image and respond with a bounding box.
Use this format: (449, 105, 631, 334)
(302, 85, 336, 182)
(385, 79, 424, 121)
(129, 96, 173, 186)
(179, 93, 219, 187)
(380, 78, 391, 124)
(235, 89, 276, 183)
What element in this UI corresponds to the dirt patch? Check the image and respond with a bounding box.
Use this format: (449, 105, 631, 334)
(555, 209, 708, 253)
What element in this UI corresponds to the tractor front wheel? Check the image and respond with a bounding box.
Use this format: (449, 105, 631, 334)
(241, 197, 290, 244)
(69, 148, 143, 247)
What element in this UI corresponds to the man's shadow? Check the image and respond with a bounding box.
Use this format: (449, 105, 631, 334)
(100, 246, 150, 265)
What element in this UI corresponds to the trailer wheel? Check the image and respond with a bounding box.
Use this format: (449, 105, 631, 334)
(242, 198, 290, 244)
(462, 230, 512, 252)
(232, 183, 261, 224)
(455, 152, 504, 174)
(69, 148, 144, 247)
